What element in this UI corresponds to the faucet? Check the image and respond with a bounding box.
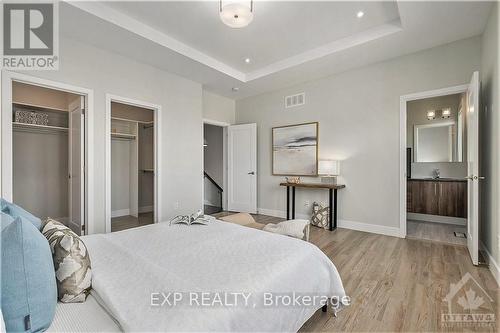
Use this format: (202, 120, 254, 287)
(433, 169, 440, 179)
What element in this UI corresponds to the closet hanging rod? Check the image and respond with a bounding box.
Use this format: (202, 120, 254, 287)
(111, 116, 153, 125)
(111, 132, 136, 140)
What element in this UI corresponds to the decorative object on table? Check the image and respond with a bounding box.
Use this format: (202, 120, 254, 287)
(285, 176, 301, 184)
(169, 210, 213, 226)
(272, 122, 318, 176)
(318, 160, 340, 185)
(311, 202, 329, 229)
(262, 219, 310, 241)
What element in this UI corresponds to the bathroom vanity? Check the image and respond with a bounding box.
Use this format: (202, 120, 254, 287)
(407, 178, 467, 218)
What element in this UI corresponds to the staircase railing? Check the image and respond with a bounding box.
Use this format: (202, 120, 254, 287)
(204, 172, 223, 213)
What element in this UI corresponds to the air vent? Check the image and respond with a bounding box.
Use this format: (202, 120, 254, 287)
(285, 93, 305, 109)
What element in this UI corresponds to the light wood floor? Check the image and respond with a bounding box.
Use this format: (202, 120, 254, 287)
(407, 220, 467, 246)
(213, 212, 498, 332)
(111, 212, 154, 232)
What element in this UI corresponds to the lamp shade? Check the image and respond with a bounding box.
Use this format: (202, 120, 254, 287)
(318, 160, 340, 176)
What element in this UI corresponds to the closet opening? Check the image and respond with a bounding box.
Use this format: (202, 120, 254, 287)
(11, 81, 86, 235)
(107, 98, 158, 232)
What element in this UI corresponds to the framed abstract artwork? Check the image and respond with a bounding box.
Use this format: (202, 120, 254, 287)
(272, 122, 318, 176)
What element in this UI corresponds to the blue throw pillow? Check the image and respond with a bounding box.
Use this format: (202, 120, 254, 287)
(0, 212, 15, 231)
(1, 218, 57, 332)
(0, 199, 42, 230)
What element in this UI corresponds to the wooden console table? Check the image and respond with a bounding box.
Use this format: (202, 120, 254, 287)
(279, 182, 346, 231)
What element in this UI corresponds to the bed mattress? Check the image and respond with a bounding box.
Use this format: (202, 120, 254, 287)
(81, 220, 346, 332)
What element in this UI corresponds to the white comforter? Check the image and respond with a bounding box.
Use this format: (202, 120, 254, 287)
(82, 220, 345, 332)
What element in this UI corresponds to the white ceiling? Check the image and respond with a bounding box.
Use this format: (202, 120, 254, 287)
(61, 1, 492, 99)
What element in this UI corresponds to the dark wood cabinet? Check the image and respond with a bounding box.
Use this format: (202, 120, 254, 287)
(407, 180, 466, 218)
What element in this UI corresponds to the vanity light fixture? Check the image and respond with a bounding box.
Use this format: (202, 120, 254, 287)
(441, 108, 451, 119)
(220, 0, 254, 28)
(427, 110, 436, 120)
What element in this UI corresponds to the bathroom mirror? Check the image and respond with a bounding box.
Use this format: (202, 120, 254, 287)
(414, 122, 456, 162)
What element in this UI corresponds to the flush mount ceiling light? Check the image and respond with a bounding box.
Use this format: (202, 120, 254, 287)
(245, 58, 251, 63)
(441, 108, 451, 119)
(357, 11, 364, 18)
(427, 110, 436, 120)
(220, 0, 254, 28)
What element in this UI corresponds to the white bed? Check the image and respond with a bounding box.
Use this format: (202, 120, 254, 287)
(54, 219, 345, 332)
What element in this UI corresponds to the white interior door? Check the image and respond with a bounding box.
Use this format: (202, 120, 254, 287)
(228, 123, 257, 213)
(68, 96, 85, 235)
(466, 71, 480, 265)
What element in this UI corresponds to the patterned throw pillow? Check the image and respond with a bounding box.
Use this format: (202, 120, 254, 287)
(42, 218, 91, 303)
(311, 202, 329, 229)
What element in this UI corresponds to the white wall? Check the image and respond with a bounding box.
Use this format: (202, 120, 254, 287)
(236, 37, 481, 232)
(480, 2, 500, 279)
(13, 131, 68, 219)
(2, 37, 203, 233)
(111, 140, 131, 214)
(203, 90, 235, 124)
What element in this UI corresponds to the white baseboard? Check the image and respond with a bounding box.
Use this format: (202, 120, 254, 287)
(139, 205, 153, 214)
(408, 213, 466, 226)
(338, 219, 402, 238)
(480, 241, 500, 287)
(257, 208, 401, 238)
(111, 208, 130, 218)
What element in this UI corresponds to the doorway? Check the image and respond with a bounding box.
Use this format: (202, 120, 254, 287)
(202, 120, 228, 214)
(105, 95, 162, 233)
(1, 72, 93, 235)
(405, 92, 468, 246)
(400, 72, 481, 265)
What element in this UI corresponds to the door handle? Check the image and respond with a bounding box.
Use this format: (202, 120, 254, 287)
(248, 171, 255, 175)
(465, 175, 486, 180)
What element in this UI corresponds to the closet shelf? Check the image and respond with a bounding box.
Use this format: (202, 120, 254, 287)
(111, 132, 136, 140)
(13, 102, 69, 113)
(13, 122, 68, 133)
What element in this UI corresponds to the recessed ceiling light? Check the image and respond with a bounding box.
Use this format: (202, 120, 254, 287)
(357, 11, 364, 18)
(232, 87, 239, 92)
(245, 58, 251, 64)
